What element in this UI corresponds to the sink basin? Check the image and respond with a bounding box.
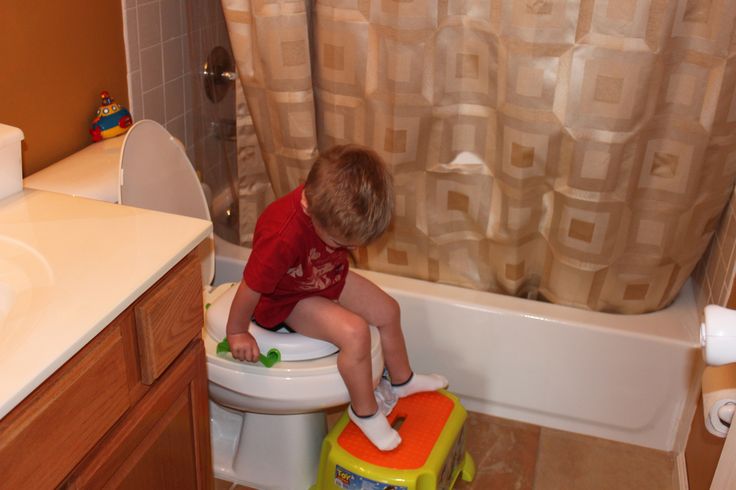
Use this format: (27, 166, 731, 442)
(0, 236, 54, 329)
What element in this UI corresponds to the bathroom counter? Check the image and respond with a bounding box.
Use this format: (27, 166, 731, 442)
(0, 189, 212, 419)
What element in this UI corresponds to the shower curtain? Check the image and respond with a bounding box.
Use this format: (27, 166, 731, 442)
(222, 0, 736, 314)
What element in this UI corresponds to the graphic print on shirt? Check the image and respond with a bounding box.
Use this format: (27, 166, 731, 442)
(287, 263, 303, 278)
(292, 247, 344, 291)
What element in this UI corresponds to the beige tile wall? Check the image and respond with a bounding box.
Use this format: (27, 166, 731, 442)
(122, 0, 191, 148)
(183, 0, 238, 211)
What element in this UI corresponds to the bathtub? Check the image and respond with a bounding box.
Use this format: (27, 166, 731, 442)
(212, 236, 702, 453)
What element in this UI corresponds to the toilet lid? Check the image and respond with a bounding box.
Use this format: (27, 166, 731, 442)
(119, 120, 214, 286)
(205, 282, 340, 362)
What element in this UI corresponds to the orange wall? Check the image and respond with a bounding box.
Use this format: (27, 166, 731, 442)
(0, 0, 128, 176)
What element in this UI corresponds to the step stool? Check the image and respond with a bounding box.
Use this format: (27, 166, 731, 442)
(312, 389, 475, 490)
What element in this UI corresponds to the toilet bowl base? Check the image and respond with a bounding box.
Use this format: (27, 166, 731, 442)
(210, 401, 327, 489)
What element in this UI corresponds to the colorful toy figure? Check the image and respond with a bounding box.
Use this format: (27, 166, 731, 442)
(89, 91, 133, 142)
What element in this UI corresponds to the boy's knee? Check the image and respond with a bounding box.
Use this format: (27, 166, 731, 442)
(375, 296, 400, 328)
(341, 316, 371, 351)
(386, 296, 401, 323)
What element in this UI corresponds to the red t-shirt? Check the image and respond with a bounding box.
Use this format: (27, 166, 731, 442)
(243, 185, 349, 328)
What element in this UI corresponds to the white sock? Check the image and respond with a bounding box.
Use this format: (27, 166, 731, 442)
(375, 378, 398, 416)
(348, 406, 402, 451)
(391, 372, 448, 398)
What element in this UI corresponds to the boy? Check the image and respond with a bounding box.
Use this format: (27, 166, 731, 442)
(225, 144, 447, 451)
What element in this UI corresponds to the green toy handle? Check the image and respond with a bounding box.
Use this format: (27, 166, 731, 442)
(216, 339, 281, 368)
(260, 348, 281, 367)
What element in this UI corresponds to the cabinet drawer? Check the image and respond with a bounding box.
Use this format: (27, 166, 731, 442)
(135, 252, 203, 384)
(0, 323, 130, 489)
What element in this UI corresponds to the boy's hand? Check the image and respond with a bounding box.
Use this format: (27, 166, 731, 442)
(227, 332, 260, 362)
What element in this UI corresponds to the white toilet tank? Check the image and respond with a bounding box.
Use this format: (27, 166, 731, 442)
(24, 136, 123, 203)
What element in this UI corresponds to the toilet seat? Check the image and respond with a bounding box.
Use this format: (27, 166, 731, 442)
(205, 282, 339, 362)
(204, 325, 382, 415)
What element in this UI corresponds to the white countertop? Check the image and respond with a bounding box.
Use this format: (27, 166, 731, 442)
(0, 189, 212, 418)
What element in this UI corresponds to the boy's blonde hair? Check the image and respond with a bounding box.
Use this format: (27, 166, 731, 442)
(304, 144, 394, 245)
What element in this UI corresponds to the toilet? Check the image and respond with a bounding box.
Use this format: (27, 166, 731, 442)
(24, 120, 385, 489)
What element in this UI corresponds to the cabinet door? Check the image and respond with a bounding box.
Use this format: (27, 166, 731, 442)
(65, 340, 213, 490)
(0, 322, 131, 490)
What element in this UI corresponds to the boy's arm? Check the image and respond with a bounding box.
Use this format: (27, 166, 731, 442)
(225, 281, 262, 362)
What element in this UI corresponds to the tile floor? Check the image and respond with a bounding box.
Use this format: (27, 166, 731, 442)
(214, 410, 678, 490)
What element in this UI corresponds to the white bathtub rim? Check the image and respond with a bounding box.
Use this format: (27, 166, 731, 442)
(212, 236, 700, 348)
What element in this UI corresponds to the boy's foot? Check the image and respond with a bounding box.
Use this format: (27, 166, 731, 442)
(375, 378, 398, 416)
(348, 406, 402, 451)
(391, 372, 448, 398)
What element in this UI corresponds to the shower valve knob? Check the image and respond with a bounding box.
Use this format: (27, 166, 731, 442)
(203, 46, 236, 103)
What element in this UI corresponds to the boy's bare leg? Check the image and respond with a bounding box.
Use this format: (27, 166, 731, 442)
(339, 271, 448, 397)
(338, 271, 412, 384)
(285, 296, 378, 414)
(286, 296, 400, 450)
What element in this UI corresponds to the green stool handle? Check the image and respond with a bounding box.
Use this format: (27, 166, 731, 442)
(216, 339, 281, 368)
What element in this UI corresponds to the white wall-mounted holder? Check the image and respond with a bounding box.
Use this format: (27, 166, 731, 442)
(701, 305, 736, 366)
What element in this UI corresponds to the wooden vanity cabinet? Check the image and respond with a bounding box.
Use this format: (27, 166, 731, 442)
(0, 251, 213, 489)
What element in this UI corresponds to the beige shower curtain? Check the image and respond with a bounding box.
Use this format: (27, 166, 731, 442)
(222, 0, 736, 314)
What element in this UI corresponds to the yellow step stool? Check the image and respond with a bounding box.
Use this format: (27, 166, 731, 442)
(312, 389, 475, 490)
